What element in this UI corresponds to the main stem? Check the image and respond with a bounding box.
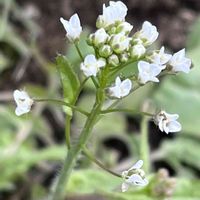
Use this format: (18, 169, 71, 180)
(140, 116, 150, 173)
(49, 101, 102, 200)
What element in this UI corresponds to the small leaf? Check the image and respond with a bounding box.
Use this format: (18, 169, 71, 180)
(56, 55, 80, 114)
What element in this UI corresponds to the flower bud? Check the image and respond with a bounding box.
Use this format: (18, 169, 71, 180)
(110, 33, 131, 54)
(120, 53, 129, 63)
(96, 15, 105, 29)
(117, 22, 133, 35)
(93, 28, 109, 47)
(109, 26, 117, 35)
(99, 45, 113, 58)
(130, 44, 146, 58)
(87, 33, 95, 46)
(108, 54, 119, 66)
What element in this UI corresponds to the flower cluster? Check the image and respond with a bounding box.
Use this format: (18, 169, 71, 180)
(60, 1, 191, 97)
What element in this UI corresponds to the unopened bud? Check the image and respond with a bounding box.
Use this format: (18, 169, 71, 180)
(117, 22, 133, 35)
(93, 28, 108, 47)
(99, 45, 113, 58)
(87, 33, 95, 46)
(110, 33, 131, 54)
(130, 44, 146, 58)
(108, 54, 119, 67)
(120, 53, 129, 63)
(96, 15, 105, 29)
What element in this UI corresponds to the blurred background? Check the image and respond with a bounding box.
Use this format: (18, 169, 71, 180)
(0, 0, 200, 199)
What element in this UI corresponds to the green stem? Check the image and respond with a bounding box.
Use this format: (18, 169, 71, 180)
(140, 116, 150, 173)
(91, 76, 99, 88)
(82, 146, 122, 178)
(101, 108, 153, 117)
(74, 42, 84, 61)
(65, 116, 71, 149)
(35, 98, 89, 116)
(109, 59, 137, 78)
(49, 102, 103, 200)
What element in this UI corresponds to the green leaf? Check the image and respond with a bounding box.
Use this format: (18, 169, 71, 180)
(56, 55, 80, 114)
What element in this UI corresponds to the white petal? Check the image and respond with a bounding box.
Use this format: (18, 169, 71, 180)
(15, 106, 28, 116)
(121, 79, 132, 92)
(127, 174, 148, 186)
(70, 13, 81, 27)
(167, 121, 182, 133)
(85, 54, 96, 64)
(129, 160, 144, 171)
(115, 76, 122, 86)
(165, 112, 179, 121)
(138, 61, 149, 72)
(97, 59, 106, 68)
(122, 182, 129, 192)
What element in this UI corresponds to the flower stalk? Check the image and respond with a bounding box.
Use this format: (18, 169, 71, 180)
(82, 146, 122, 178)
(140, 116, 150, 173)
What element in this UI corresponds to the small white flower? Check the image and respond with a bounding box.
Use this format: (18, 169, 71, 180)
(122, 160, 148, 192)
(110, 33, 131, 53)
(155, 110, 182, 134)
(130, 44, 146, 58)
(169, 49, 191, 73)
(138, 61, 164, 84)
(80, 54, 106, 77)
(97, 1, 128, 28)
(138, 21, 159, 46)
(150, 46, 172, 66)
(13, 90, 33, 116)
(117, 21, 133, 35)
(93, 28, 109, 46)
(60, 14, 82, 42)
(109, 76, 132, 98)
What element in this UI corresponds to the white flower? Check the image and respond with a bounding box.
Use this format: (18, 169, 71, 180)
(97, 1, 127, 28)
(122, 160, 148, 192)
(93, 28, 109, 46)
(130, 44, 146, 58)
(155, 110, 182, 134)
(150, 46, 172, 66)
(13, 90, 33, 116)
(110, 33, 131, 53)
(169, 49, 191, 73)
(60, 14, 82, 42)
(138, 61, 164, 84)
(109, 76, 132, 98)
(117, 21, 133, 35)
(138, 21, 159, 46)
(80, 54, 106, 77)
